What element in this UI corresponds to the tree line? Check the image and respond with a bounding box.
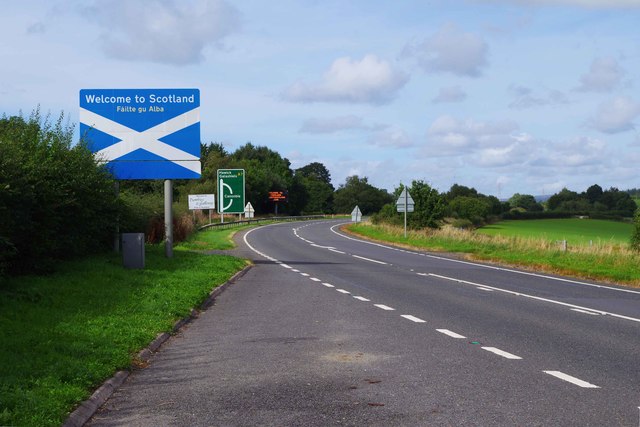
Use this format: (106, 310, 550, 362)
(2, 110, 639, 276)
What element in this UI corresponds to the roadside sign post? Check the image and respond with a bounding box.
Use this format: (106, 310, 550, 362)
(217, 169, 246, 223)
(188, 194, 215, 224)
(245, 202, 255, 218)
(268, 191, 287, 215)
(80, 88, 201, 259)
(396, 187, 414, 238)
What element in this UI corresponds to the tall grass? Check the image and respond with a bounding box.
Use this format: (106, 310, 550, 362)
(347, 223, 640, 286)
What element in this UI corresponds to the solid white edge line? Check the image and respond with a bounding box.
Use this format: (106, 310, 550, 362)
(330, 223, 640, 296)
(481, 347, 522, 360)
(328, 248, 346, 254)
(543, 371, 600, 388)
(436, 329, 466, 339)
(428, 273, 640, 324)
(352, 254, 388, 265)
(374, 304, 395, 311)
(571, 308, 601, 316)
(401, 315, 426, 323)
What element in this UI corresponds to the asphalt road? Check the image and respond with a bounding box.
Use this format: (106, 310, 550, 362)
(89, 219, 640, 426)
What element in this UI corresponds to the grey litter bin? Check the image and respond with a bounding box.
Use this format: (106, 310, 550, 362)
(122, 233, 145, 269)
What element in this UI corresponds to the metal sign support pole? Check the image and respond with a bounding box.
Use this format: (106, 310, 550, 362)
(404, 186, 408, 239)
(114, 181, 120, 253)
(165, 179, 173, 258)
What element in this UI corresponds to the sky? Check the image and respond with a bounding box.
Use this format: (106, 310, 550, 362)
(1, 0, 639, 198)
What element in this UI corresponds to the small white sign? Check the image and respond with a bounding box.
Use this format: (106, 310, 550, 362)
(396, 188, 415, 213)
(188, 194, 215, 210)
(244, 202, 255, 218)
(351, 205, 362, 222)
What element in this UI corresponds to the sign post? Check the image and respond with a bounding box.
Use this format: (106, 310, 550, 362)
(244, 202, 255, 218)
(80, 88, 201, 258)
(217, 169, 245, 222)
(396, 187, 414, 238)
(268, 191, 287, 215)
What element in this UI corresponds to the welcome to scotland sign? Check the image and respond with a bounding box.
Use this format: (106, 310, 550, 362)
(79, 89, 201, 179)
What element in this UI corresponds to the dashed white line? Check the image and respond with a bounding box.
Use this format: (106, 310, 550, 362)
(436, 329, 466, 339)
(280, 264, 292, 269)
(310, 277, 321, 282)
(322, 283, 335, 288)
(291, 269, 300, 273)
(543, 371, 600, 388)
(336, 289, 350, 294)
(481, 347, 522, 360)
(374, 304, 395, 311)
(352, 255, 388, 265)
(353, 296, 370, 301)
(300, 273, 310, 277)
(401, 315, 426, 323)
(328, 248, 346, 254)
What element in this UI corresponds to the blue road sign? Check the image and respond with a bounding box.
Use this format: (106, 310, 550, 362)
(79, 88, 201, 179)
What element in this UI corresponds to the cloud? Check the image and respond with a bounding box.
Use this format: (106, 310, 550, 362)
(531, 136, 610, 169)
(282, 54, 409, 104)
(401, 23, 488, 77)
(576, 57, 625, 92)
(589, 96, 640, 134)
(426, 115, 519, 154)
(508, 85, 569, 109)
(432, 86, 467, 104)
(299, 115, 369, 134)
(367, 128, 413, 149)
(83, 0, 240, 65)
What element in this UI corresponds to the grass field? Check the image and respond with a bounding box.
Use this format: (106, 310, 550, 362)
(347, 222, 640, 286)
(0, 228, 247, 427)
(478, 219, 633, 246)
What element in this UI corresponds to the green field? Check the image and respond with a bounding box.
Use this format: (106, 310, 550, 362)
(478, 219, 633, 246)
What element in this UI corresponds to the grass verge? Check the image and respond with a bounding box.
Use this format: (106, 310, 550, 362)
(347, 222, 640, 287)
(0, 229, 247, 427)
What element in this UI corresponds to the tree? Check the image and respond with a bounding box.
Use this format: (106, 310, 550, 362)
(296, 162, 334, 213)
(448, 196, 490, 225)
(407, 181, 445, 229)
(631, 210, 640, 251)
(509, 193, 543, 211)
(585, 184, 603, 204)
(333, 176, 392, 215)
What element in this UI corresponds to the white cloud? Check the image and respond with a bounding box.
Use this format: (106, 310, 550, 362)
(282, 54, 409, 104)
(508, 85, 569, 109)
(83, 0, 240, 65)
(589, 96, 640, 134)
(576, 57, 625, 92)
(402, 23, 488, 77)
(530, 136, 611, 170)
(367, 128, 413, 149)
(432, 86, 467, 103)
(299, 115, 368, 134)
(426, 115, 519, 154)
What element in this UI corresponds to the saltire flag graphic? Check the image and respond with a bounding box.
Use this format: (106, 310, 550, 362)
(79, 89, 201, 179)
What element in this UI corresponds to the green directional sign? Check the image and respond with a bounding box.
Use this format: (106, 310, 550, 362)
(217, 169, 245, 214)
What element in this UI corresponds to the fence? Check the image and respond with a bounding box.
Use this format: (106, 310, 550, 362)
(197, 215, 327, 231)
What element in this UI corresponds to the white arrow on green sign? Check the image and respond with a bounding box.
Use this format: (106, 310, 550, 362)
(217, 169, 245, 214)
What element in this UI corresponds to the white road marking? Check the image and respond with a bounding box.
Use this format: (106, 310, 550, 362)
(330, 223, 640, 296)
(336, 289, 350, 294)
(328, 248, 346, 254)
(428, 273, 640, 324)
(352, 254, 388, 265)
(401, 315, 426, 323)
(322, 283, 335, 288)
(280, 264, 292, 269)
(374, 304, 395, 311)
(543, 371, 600, 388)
(481, 347, 522, 360)
(436, 329, 466, 339)
(571, 308, 601, 315)
(300, 273, 310, 277)
(292, 269, 300, 273)
(353, 296, 370, 301)
(310, 277, 321, 282)
(477, 287, 494, 292)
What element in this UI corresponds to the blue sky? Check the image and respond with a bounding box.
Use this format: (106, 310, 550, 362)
(1, 0, 639, 197)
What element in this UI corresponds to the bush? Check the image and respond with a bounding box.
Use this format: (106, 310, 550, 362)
(0, 110, 119, 275)
(631, 211, 640, 251)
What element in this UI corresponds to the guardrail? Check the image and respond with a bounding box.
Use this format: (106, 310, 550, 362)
(197, 215, 327, 231)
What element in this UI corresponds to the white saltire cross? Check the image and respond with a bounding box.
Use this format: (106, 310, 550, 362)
(79, 107, 200, 174)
